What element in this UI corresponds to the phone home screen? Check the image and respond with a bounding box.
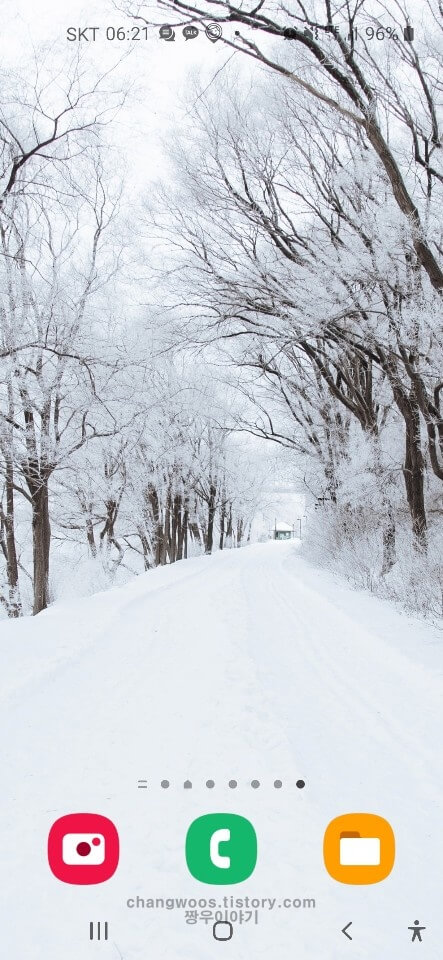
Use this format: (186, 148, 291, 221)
(1, 1, 442, 958)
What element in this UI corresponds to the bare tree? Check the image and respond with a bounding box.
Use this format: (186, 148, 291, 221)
(131, 0, 443, 294)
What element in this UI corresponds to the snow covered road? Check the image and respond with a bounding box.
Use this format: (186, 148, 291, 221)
(1, 541, 442, 959)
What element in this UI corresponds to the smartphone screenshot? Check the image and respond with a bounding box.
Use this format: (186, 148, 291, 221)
(1, 0, 442, 957)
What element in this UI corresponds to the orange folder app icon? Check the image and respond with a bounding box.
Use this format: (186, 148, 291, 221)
(323, 813, 395, 884)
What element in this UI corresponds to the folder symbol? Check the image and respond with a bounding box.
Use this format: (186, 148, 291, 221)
(339, 831, 380, 866)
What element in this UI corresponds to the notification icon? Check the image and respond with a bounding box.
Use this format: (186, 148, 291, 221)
(48, 813, 119, 884)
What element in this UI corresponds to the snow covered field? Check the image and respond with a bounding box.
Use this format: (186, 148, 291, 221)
(1, 540, 442, 959)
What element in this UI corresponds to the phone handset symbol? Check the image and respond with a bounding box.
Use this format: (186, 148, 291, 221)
(210, 828, 231, 869)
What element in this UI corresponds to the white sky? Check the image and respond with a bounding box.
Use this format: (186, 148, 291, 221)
(1, 0, 426, 191)
(1, 0, 247, 187)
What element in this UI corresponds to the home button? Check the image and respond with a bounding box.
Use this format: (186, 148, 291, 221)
(213, 920, 233, 941)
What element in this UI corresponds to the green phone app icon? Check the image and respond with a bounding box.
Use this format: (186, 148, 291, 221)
(186, 814, 257, 884)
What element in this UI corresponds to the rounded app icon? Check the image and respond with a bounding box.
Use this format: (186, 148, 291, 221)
(186, 814, 257, 884)
(323, 813, 395, 884)
(48, 813, 119, 884)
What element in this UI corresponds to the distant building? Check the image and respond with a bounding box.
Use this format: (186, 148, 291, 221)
(273, 521, 293, 540)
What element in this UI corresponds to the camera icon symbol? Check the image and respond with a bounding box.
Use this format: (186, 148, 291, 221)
(62, 832, 105, 865)
(48, 814, 119, 885)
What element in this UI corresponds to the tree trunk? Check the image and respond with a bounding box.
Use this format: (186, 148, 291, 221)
(138, 530, 151, 570)
(206, 483, 217, 554)
(4, 458, 21, 616)
(403, 402, 427, 549)
(378, 349, 427, 550)
(85, 513, 97, 558)
(32, 481, 51, 615)
(371, 432, 397, 576)
(171, 493, 181, 563)
(189, 520, 202, 546)
(237, 517, 244, 546)
(225, 505, 233, 547)
(381, 515, 396, 575)
(183, 507, 188, 559)
(1, 382, 21, 616)
(177, 498, 188, 561)
(219, 498, 226, 550)
(162, 488, 171, 565)
(147, 485, 163, 566)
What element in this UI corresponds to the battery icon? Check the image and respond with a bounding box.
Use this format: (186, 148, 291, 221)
(404, 24, 414, 41)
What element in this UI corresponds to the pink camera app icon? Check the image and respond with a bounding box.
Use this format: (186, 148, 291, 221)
(48, 813, 119, 884)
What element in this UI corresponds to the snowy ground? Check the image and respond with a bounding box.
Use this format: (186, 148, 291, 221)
(1, 540, 442, 959)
